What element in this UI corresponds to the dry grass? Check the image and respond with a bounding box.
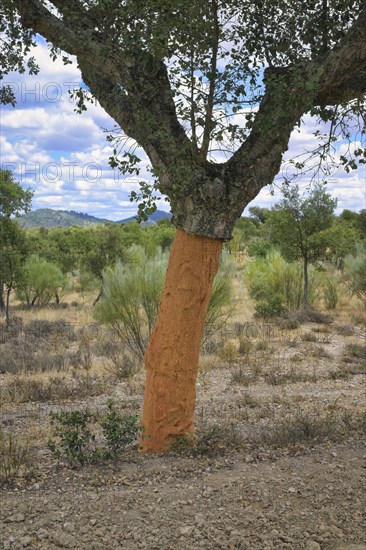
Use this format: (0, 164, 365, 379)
(1, 274, 365, 479)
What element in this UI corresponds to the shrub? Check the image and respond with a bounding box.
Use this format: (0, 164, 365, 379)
(246, 251, 322, 314)
(323, 276, 339, 310)
(93, 247, 167, 361)
(0, 430, 29, 484)
(343, 244, 366, 304)
(254, 293, 287, 319)
(230, 366, 257, 386)
(94, 246, 234, 361)
(47, 402, 139, 466)
(48, 410, 97, 466)
(218, 341, 238, 362)
(101, 399, 139, 458)
(16, 257, 67, 307)
(254, 410, 339, 447)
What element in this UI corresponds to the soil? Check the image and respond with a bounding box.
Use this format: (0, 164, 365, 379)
(1, 318, 365, 550)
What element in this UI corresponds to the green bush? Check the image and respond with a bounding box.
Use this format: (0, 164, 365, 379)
(247, 240, 271, 258)
(94, 246, 167, 361)
(246, 250, 322, 314)
(254, 293, 287, 319)
(16, 256, 67, 307)
(94, 246, 234, 361)
(101, 399, 139, 458)
(48, 410, 97, 466)
(343, 244, 366, 304)
(47, 402, 140, 466)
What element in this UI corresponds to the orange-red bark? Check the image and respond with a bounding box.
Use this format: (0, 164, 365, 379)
(141, 229, 223, 453)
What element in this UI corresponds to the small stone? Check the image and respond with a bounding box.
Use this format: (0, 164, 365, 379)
(305, 542, 321, 550)
(334, 546, 366, 550)
(19, 536, 32, 547)
(5, 513, 25, 523)
(180, 525, 194, 536)
(52, 529, 76, 548)
(328, 525, 343, 536)
(195, 514, 204, 525)
(288, 487, 296, 493)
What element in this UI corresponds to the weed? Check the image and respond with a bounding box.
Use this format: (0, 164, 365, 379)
(286, 339, 300, 348)
(106, 351, 139, 380)
(341, 343, 366, 366)
(194, 422, 244, 456)
(238, 337, 252, 356)
(198, 363, 211, 387)
(308, 345, 332, 359)
(0, 430, 29, 484)
(278, 314, 300, 330)
(230, 366, 256, 386)
(101, 399, 139, 458)
(335, 324, 355, 336)
(238, 392, 259, 409)
(255, 340, 268, 351)
(254, 410, 339, 448)
(218, 341, 238, 363)
(301, 332, 317, 342)
(323, 277, 339, 310)
(264, 370, 287, 385)
(344, 342, 365, 359)
(328, 368, 351, 380)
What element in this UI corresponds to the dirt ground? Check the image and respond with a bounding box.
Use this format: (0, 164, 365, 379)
(1, 304, 365, 550)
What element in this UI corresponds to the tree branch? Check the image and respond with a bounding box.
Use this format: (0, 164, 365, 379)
(313, 4, 366, 105)
(200, 0, 219, 159)
(10, 0, 123, 80)
(224, 5, 366, 213)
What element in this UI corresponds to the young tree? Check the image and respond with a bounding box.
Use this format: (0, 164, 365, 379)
(0, 218, 28, 322)
(269, 184, 337, 309)
(1, 1, 365, 452)
(0, 169, 33, 312)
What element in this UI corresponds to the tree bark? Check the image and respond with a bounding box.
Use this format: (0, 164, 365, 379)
(0, 282, 5, 310)
(141, 229, 223, 453)
(5, 285, 11, 325)
(303, 255, 309, 311)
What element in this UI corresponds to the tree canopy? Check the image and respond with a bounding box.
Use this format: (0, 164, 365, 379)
(0, 1, 365, 237)
(0, 169, 33, 219)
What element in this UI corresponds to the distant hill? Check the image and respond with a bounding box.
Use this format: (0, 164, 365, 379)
(17, 208, 172, 228)
(118, 210, 172, 225)
(17, 209, 109, 229)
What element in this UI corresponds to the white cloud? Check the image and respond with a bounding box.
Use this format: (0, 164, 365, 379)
(1, 43, 364, 220)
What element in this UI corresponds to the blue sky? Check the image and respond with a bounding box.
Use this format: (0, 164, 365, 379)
(0, 42, 365, 220)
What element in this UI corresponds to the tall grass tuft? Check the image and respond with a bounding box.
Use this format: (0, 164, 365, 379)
(343, 243, 366, 304)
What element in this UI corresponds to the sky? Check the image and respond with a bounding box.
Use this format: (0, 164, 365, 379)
(0, 42, 365, 220)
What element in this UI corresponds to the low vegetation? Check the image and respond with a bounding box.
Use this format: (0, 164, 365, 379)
(0, 194, 365, 483)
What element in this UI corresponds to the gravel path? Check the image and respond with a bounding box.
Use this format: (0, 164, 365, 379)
(1, 436, 365, 550)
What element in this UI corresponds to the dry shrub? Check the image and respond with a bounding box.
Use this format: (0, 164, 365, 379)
(1, 374, 107, 404)
(230, 366, 257, 386)
(0, 429, 29, 485)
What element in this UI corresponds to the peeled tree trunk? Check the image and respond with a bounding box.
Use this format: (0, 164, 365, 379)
(141, 229, 223, 453)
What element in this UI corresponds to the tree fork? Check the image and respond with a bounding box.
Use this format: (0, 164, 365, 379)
(141, 229, 223, 453)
